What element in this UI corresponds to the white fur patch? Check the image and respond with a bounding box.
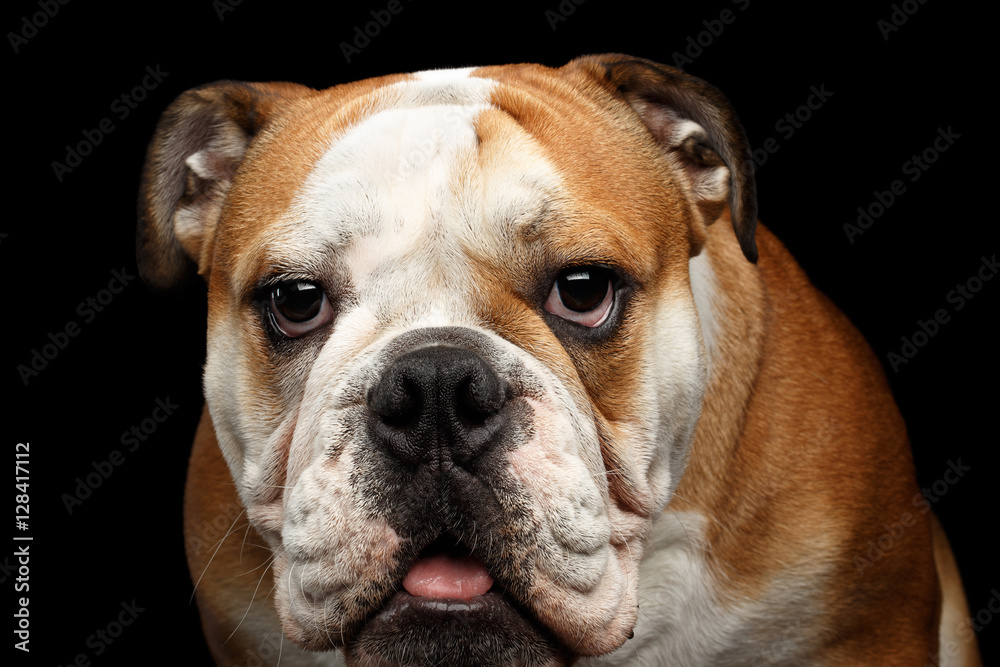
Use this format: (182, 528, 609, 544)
(284, 71, 498, 332)
(671, 118, 707, 144)
(579, 511, 823, 666)
(688, 251, 719, 370)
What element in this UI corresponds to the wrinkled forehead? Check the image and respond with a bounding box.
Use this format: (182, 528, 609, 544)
(215, 66, 686, 294)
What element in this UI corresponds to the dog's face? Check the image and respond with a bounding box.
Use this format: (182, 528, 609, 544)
(138, 55, 756, 666)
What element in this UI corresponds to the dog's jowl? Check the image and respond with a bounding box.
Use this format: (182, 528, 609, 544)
(137, 55, 981, 666)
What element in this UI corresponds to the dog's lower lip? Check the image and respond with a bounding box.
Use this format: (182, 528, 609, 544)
(370, 589, 505, 624)
(405, 592, 490, 613)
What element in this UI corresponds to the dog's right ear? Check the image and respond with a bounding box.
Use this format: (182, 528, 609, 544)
(137, 81, 314, 291)
(565, 54, 758, 263)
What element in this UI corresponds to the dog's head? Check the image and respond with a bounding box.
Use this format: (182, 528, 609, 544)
(138, 54, 756, 666)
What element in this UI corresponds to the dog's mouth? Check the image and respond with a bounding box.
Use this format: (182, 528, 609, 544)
(345, 535, 563, 666)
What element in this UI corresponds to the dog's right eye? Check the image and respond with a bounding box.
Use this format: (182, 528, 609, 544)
(267, 281, 333, 338)
(544, 267, 616, 328)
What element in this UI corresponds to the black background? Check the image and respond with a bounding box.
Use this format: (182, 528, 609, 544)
(7, 1, 995, 665)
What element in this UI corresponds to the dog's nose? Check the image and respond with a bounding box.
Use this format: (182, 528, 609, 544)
(368, 346, 508, 465)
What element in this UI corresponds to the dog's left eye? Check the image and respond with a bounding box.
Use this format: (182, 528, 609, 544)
(544, 267, 615, 327)
(267, 281, 333, 338)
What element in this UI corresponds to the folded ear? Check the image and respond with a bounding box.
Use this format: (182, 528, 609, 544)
(136, 81, 315, 291)
(565, 54, 758, 263)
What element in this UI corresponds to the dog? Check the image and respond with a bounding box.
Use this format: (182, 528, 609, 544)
(137, 54, 980, 666)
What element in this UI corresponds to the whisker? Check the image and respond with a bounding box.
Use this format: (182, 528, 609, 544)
(225, 551, 280, 645)
(190, 508, 248, 603)
(238, 520, 255, 562)
(234, 551, 278, 578)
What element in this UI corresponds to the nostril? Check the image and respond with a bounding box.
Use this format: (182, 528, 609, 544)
(455, 373, 503, 428)
(371, 375, 423, 430)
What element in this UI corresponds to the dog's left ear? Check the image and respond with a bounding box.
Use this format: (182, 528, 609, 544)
(137, 81, 315, 291)
(565, 54, 758, 263)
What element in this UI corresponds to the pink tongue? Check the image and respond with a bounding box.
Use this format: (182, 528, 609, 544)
(403, 553, 494, 600)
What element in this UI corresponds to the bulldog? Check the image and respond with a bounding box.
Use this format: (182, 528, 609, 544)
(137, 54, 979, 666)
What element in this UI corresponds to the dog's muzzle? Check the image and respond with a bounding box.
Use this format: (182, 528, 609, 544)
(336, 342, 564, 665)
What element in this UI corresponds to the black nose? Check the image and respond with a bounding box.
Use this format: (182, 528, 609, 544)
(368, 346, 508, 466)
